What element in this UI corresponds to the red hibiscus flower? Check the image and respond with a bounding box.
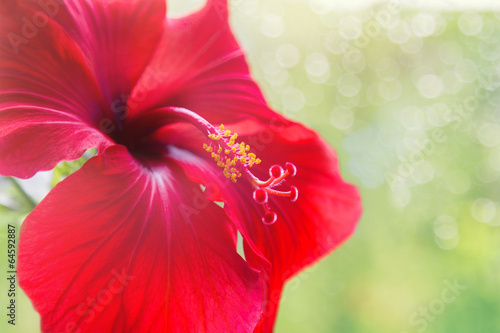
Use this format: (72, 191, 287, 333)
(0, 0, 362, 332)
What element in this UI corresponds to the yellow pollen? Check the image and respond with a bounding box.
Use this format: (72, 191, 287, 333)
(204, 124, 261, 183)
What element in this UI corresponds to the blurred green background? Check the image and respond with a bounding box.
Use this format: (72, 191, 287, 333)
(2, 0, 500, 332)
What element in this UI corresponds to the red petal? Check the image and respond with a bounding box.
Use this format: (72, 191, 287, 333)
(0, 0, 166, 102)
(0, 1, 108, 178)
(127, 0, 274, 124)
(167, 121, 362, 331)
(0, 1, 103, 117)
(52, 0, 166, 101)
(249, 127, 361, 332)
(0, 0, 166, 177)
(18, 146, 263, 332)
(0, 106, 113, 178)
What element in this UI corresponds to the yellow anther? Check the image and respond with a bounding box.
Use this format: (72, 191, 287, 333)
(203, 125, 263, 184)
(230, 173, 237, 183)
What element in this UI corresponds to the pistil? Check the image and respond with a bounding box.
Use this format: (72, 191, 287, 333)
(205, 123, 298, 225)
